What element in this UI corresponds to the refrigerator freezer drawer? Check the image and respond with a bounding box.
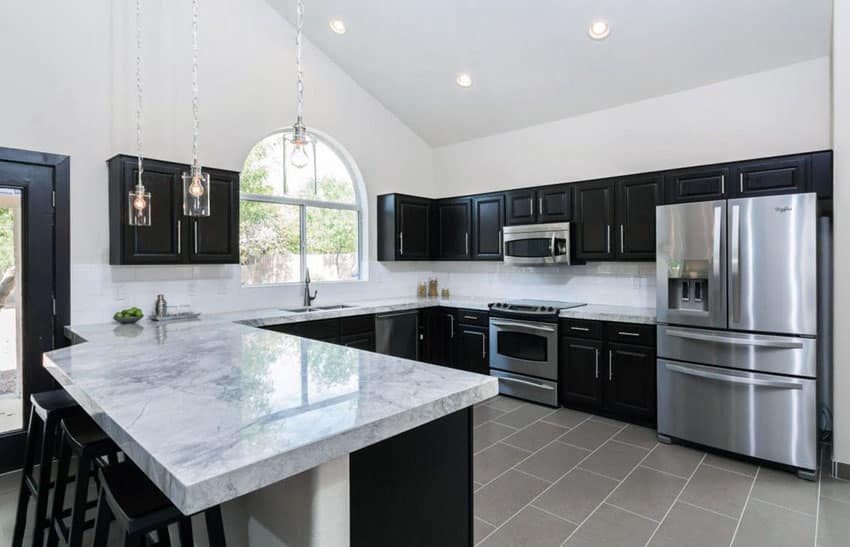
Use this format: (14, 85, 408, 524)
(658, 360, 816, 471)
(489, 369, 559, 407)
(657, 326, 816, 377)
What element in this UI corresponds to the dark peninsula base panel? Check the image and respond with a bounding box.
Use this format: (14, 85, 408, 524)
(350, 408, 472, 547)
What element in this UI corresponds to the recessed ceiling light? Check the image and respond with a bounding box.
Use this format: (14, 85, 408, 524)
(456, 73, 472, 88)
(588, 19, 610, 40)
(329, 19, 346, 34)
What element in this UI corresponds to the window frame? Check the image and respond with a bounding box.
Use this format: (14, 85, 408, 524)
(239, 129, 367, 287)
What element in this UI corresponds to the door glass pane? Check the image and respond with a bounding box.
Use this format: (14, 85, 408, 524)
(240, 201, 301, 285)
(0, 190, 22, 434)
(315, 141, 355, 204)
(305, 207, 359, 281)
(497, 331, 547, 362)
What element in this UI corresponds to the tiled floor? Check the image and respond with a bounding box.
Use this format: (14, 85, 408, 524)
(473, 395, 850, 547)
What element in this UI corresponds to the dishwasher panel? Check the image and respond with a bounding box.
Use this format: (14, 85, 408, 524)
(375, 311, 419, 360)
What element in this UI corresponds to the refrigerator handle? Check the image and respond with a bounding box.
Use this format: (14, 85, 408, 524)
(712, 206, 721, 279)
(730, 204, 741, 323)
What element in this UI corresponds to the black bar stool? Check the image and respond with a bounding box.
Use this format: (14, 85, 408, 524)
(92, 460, 227, 547)
(12, 389, 81, 547)
(47, 413, 120, 547)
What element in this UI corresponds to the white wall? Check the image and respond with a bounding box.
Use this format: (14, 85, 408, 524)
(831, 2, 850, 467)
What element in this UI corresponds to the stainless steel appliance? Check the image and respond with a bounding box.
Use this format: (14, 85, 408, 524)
(375, 311, 419, 360)
(503, 222, 571, 266)
(489, 300, 585, 406)
(656, 193, 818, 478)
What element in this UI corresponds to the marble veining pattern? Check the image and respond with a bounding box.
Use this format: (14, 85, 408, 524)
(558, 303, 656, 324)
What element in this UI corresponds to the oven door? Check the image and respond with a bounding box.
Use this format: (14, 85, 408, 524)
(503, 224, 570, 266)
(489, 318, 558, 380)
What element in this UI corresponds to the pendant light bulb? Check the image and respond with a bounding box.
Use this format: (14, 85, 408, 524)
(290, 138, 311, 169)
(188, 174, 205, 197)
(133, 193, 148, 211)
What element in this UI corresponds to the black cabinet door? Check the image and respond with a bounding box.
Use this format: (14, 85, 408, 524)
(439, 309, 458, 368)
(615, 175, 659, 260)
(188, 167, 239, 263)
(472, 194, 504, 260)
(457, 325, 489, 375)
(505, 190, 537, 225)
(573, 180, 615, 260)
(298, 319, 341, 343)
(559, 338, 604, 409)
(437, 199, 472, 259)
(731, 155, 810, 197)
(663, 166, 730, 204)
(397, 196, 432, 260)
(419, 308, 442, 364)
(605, 343, 656, 421)
(537, 185, 572, 223)
(341, 333, 375, 352)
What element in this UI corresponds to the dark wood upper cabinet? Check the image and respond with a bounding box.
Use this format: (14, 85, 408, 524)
(505, 189, 537, 225)
(537, 185, 572, 223)
(731, 154, 810, 197)
(436, 198, 472, 259)
(811, 151, 833, 199)
(378, 194, 433, 260)
(615, 175, 659, 260)
(472, 194, 504, 260)
(573, 180, 615, 260)
(188, 167, 240, 264)
(605, 343, 656, 421)
(663, 165, 730, 204)
(559, 337, 604, 410)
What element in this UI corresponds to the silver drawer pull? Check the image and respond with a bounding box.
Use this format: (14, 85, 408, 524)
(665, 363, 803, 390)
(570, 326, 590, 332)
(665, 329, 804, 349)
(498, 377, 555, 391)
(618, 331, 640, 337)
(463, 315, 479, 320)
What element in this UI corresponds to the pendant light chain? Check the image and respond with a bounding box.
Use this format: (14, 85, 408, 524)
(192, 0, 200, 169)
(135, 0, 143, 187)
(295, 0, 304, 125)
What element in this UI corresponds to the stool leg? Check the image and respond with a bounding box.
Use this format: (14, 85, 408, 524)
(156, 527, 173, 547)
(11, 406, 38, 547)
(92, 487, 113, 547)
(177, 518, 194, 546)
(47, 429, 73, 547)
(205, 506, 226, 547)
(68, 452, 92, 547)
(31, 415, 56, 547)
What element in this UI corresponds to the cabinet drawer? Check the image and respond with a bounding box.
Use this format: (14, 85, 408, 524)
(341, 314, 375, 336)
(605, 322, 655, 346)
(559, 318, 603, 339)
(457, 309, 488, 327)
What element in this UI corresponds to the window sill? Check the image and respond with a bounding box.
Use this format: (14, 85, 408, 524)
(241, 278, 368, 289)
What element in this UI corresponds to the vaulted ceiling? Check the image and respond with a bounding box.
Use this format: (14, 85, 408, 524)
(271, 0, 832, 146)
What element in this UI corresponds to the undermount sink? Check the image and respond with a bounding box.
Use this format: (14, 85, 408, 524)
(281, 304, 357, 313)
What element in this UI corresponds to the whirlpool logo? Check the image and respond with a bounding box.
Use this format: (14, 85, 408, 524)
(775, 206, 792, 214)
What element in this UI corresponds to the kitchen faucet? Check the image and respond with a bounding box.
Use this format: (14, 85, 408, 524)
(303, 268, 318, 307)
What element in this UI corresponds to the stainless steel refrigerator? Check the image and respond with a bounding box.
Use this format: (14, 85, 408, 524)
(656, 192, 818, 478)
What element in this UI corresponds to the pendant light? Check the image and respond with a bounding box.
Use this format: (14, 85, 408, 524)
(182, 0, 211, 216)
(128, 0, 151, 226)
(284, 0, 317, 191)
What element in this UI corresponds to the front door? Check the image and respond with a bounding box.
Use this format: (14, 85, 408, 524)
(0, 147, 69, 473)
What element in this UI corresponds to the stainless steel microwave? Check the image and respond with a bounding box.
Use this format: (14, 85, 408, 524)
(503, 222, 571, 266)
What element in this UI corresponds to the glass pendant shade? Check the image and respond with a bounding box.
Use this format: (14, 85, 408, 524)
(128, 186, 152, 226)
(285, 124, 314, 169)
(182, 165, 211, 216)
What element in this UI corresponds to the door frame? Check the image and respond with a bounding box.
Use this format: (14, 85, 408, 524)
(0, 146, 70, 473)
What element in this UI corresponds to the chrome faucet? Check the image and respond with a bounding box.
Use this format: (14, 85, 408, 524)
(303, 268, 318, 307)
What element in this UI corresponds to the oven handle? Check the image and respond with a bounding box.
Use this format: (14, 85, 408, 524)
(664, 328, 804, 349)
(664, 363, 803, 390)
(498, 376, 556, 391)
(490, 319, 556, 333)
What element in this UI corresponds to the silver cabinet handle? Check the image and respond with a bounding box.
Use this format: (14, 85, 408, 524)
(620, 224, 624, 253)
(471, 331, 486, 358)
(194, 219, 199, 254)
(608, 350, 613, 381)
(721, 174, 726, 195)
(449, 314, 455, 338)
(550, 234, 556, 257)
(664, 363, 803, 390)
(399, 232, 404, 256)
(539, 197, 543, 216)
(498, 229, 503, 254)
(730, 204, 741, 322)
(490, 319, 556, 333)
(499, 376, 555, 391)
(465, 232, 469, 255)
(177, 220, 182, 255)
(617, 331, 640, 337)
(463, 315, 478, 320)
(570, 326, 590, 332)
(664, 329, 804, 349)
(594, 348, 599, 379)
(606, 225, 611, 253)
(530, 197, 535, 216)
(712, 206, 721, 279)
(739, 173, 744, 193)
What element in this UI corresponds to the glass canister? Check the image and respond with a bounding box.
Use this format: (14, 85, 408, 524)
(428, 277, 439, 298)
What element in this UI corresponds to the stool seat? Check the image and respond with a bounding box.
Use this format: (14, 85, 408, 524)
(100, 462, 175, 520)
(61, 414, 112, 449)
(31, 389, 79, 421)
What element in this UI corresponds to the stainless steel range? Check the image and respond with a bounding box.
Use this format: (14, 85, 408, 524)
(489, 300, 585, 407)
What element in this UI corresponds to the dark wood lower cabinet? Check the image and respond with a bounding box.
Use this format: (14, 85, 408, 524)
(341, 332, 375, 352)
(456, 325, 489, 375)
(560, 338, 604, 408)
(605, 343, 656, 420)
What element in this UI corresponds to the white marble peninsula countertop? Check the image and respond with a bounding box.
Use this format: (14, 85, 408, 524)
(43, 297, 499, 515)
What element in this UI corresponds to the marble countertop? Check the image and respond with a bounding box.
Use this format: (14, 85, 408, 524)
(557, 304, 657, 325)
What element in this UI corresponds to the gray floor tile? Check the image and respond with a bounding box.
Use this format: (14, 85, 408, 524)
(818, 496, 850, 547)
(479, 506, 575, 547)
(749, 467, 818, 516)
(516, 442, 591, 482)
(589, 415, 627, 427)
(484, 396, 526, 412)
(503, 421, 567, 453)
(541, 408, 591, 429)
(565, 503, 657, 547)
(648, 502, 737, 547)
(493, 404, 553, 429)
(534, 468, 618, 523)
(642, 443, 705, 479)
(614, 425, 658, 450)
(579, 440, 648, 480)
(474, 469, 549, 526)
(474, 517, 495, 544)
(702, 453, 758, 477)
(733, 499, 815, 547)
(559, 420, 622, 451)
(609, 466, 686, 521)
(473, 404, 505, 427)
(680, 464, 754, 518)
(474, 422, 517, 453)
(474, 443, 531, 484)
(820, 472, 850, 505)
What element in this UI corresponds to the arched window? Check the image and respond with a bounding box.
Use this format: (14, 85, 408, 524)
(239, 129, 365, 285)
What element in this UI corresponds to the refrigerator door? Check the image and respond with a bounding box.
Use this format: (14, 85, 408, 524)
(656, 200, 727, 329)
(728, 193, 817, 335)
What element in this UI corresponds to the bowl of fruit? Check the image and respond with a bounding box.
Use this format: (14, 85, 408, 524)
(113, 307, 144, 324)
